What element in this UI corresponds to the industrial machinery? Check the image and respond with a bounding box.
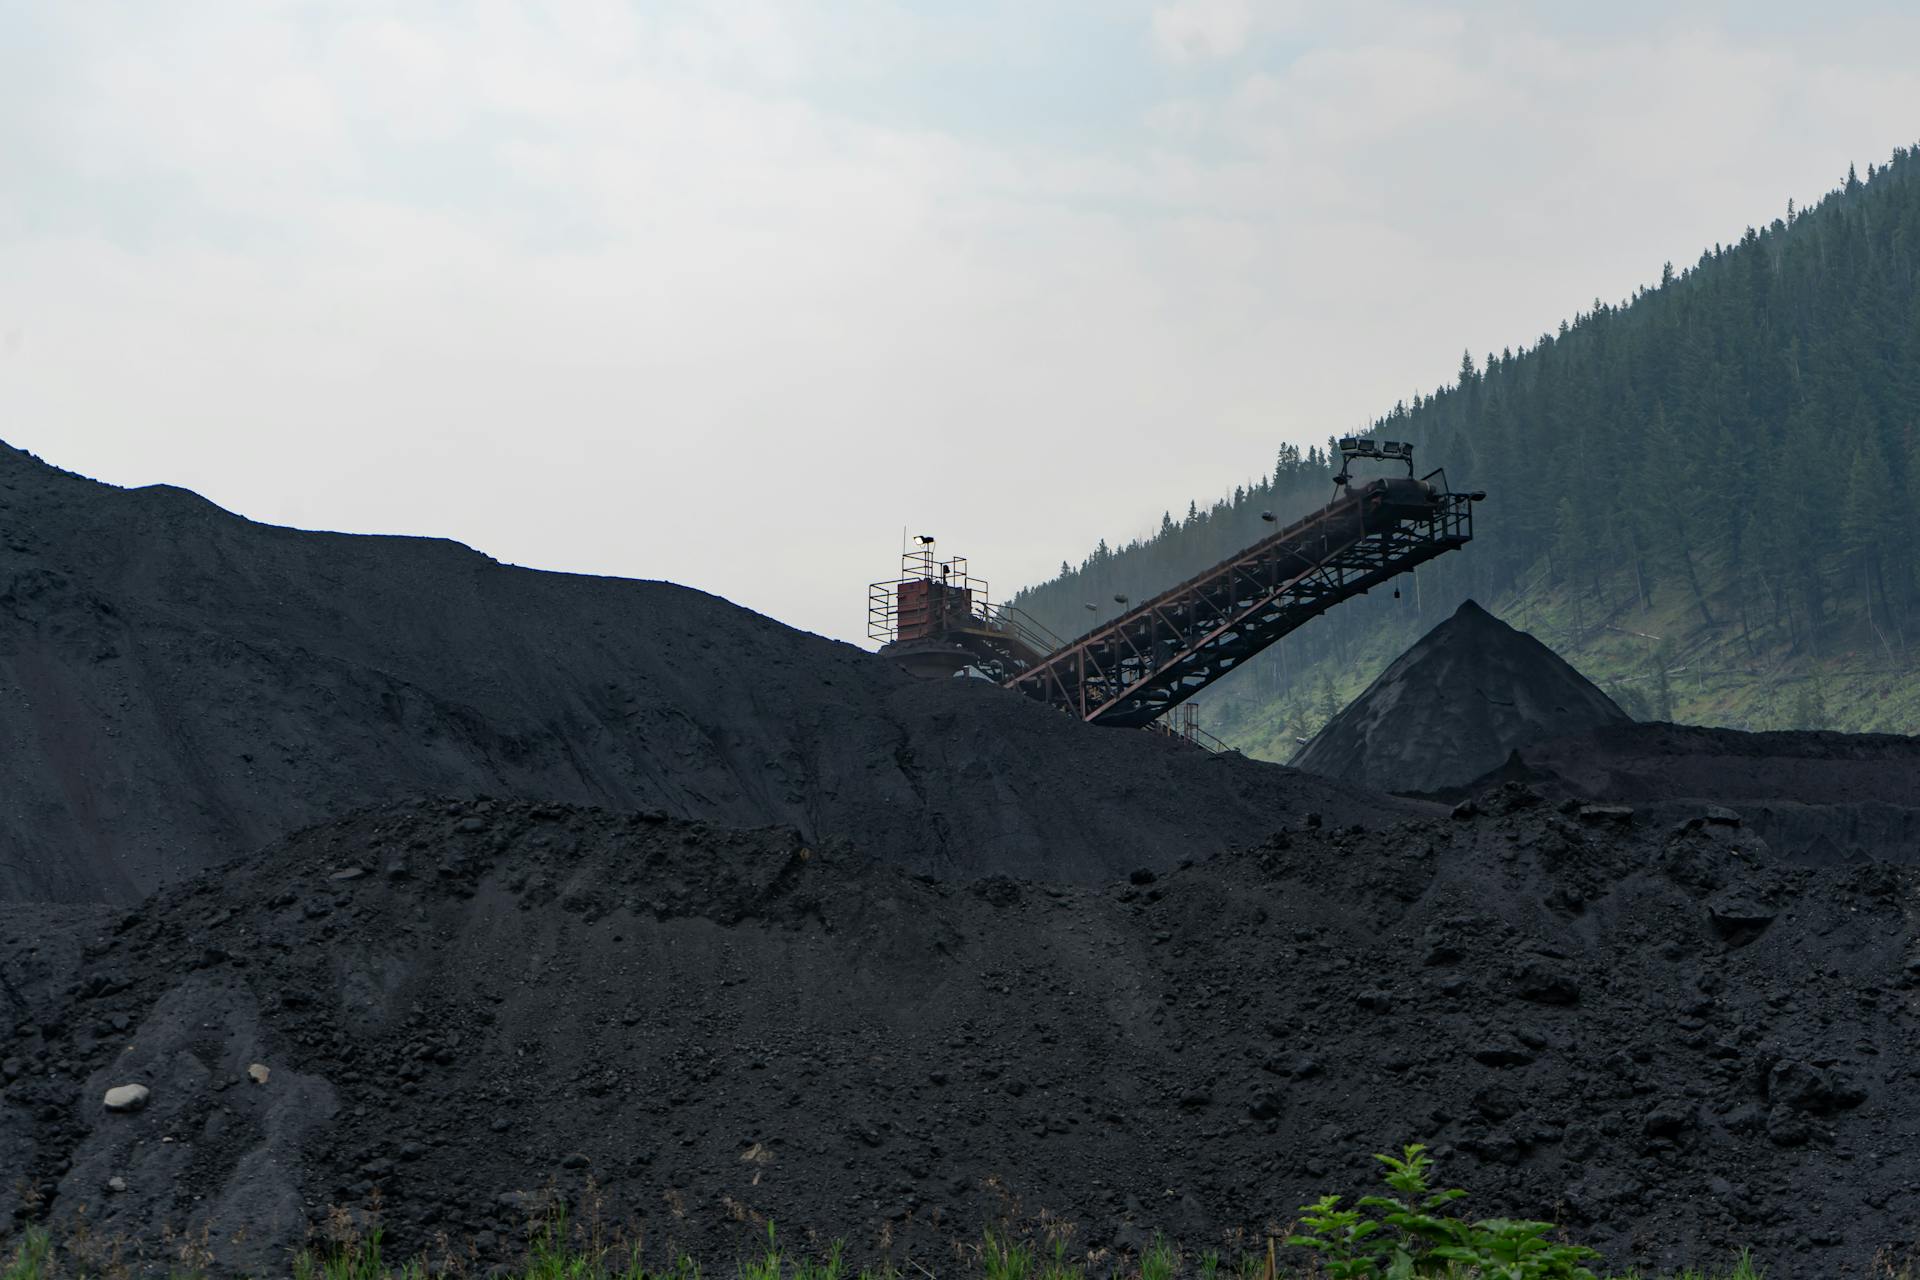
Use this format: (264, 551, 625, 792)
(868, 438, 1482, 736)
(866, 537, 1064, 681)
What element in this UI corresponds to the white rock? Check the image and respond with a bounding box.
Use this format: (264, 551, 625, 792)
(107, 1176, 128, 1193)
(247, 1063, 270, 1085)
(103, 1083, 149, 1112)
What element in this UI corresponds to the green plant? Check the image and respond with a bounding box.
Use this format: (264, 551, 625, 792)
(792, 1241, 845, 1280)
(740, 1223, 784, 1280)
(1289, 1197, 1383, 1280)
(1039, 1236, 1084, 1280)
(293, 1233, 430, 1280)
(1141, 1234, 1177, 1280)
(2, 1230, 51, 1280)
(1285, 1143, 1602, 1279)
(1607, 1256, 1765, 1280)
(1199, 1249, 1220, 1280)
(982, 1230, 1035, 1280)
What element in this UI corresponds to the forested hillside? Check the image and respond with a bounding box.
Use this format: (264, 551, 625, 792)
(1010, 145, 1920, 758)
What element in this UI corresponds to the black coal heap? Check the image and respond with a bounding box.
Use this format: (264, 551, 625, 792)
(1293, 599, 1629, 794)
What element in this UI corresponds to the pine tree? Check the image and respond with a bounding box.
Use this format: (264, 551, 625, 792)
(1004, 148, 1920, 732)
(1550, 497, 1583, 585)
(1317, 672, 1341, 729)
(1652, 640, 1676, 722)
(1792, 671, 1831, 730)
(1841, 431, 1901, 651)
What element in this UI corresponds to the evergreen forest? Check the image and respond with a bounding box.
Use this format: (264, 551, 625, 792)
(1009, 145, 1920, 759)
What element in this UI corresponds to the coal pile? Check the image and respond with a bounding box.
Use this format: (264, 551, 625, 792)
(8, 441, 1920, 1279)
(1477, 720, 1920, 867)
(6, 791, 1917, 1276)
(0, 439, 1420, 904)
(1292, 600, 1630, 795)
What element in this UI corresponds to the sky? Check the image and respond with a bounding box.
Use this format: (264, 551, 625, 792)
(2, 2, 1917, 645)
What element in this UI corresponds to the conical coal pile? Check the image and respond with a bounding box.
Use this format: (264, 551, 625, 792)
(1293, 599, 1628, 794)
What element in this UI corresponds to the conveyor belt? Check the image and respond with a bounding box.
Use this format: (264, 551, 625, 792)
(1001, 477, 1474, 727)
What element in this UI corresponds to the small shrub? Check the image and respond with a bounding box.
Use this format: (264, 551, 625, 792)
(1285, 1143, 1602, 1279)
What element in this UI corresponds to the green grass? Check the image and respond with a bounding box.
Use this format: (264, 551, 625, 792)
(1, 1231, 48, 1280)
(0, 1223, 1857, 1280)
(279, 1235, 1790, 1280)
(4, 1143, 1906, 1280)
(981, 1230, 1033, 1280)
(1139, 1235, 1176, 1280)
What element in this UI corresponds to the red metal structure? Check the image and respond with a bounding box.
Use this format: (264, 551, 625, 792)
(868, 539, 1063, 680)
(870, 440, 1481, 736)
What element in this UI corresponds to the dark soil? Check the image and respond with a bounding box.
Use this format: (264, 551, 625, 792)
(1473, 721, 1920, 866)
(6, 790, 1917, 1277)
(0, 438, 1421, 904)
(1292, 600, 1630, 795)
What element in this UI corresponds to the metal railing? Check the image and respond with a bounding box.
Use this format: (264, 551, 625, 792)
(868, 544, 1067, 664)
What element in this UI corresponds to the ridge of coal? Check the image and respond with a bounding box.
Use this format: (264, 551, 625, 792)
(5, 790, 1915, 1276)
(1460, 720, 1920, 866)
(0, 438, 1425, 904)
(1292, 599, 1630, 795)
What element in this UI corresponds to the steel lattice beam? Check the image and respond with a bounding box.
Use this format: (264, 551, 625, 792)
(1002, 482, 1475, 728)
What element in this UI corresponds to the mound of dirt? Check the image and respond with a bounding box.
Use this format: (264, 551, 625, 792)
(0, 439, 1421, 904)
(5, 791, 1915, 1276)
(1292, 600, 1630, 794)
(1476, 721, 1920, 865)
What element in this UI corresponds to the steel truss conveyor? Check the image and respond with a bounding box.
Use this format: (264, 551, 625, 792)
(1001, 455, 1479, 729)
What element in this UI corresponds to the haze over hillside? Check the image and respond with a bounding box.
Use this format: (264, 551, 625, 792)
(1012, 147, 1920, 754)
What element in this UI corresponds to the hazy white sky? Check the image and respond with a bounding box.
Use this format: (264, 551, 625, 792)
(3, 2, 1916, 644)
